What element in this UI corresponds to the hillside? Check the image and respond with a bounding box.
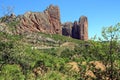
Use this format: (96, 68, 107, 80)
(0, 5, 120, 80)
(0, 29, 120, 80)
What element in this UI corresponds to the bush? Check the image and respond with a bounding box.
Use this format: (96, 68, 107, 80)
(0, 64, 25, 80)
(60, 48, 74, 59)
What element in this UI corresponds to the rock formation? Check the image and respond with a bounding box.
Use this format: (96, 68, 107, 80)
(62, 22, 73, 36)
(44, 5, 61, 34)
(0, 5, 88, 40)
(16, 5, 61, 34)
(79, 16, 88, 40)
(62, 16, 88, 41)
(72, 21, 80, 39)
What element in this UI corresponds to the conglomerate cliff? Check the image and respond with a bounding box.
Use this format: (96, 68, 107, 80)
(0, 5, 88, 40)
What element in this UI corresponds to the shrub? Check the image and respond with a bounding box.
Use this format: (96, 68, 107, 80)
(0, 64, 25, 80)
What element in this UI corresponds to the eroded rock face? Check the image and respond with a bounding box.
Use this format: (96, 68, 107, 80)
(45, 5, 61, 34)
(79, 16, 88, 40)
(0, 5, 88, 40)
(16, 5, 61, 34)
(72, 21, 79, 39)
(62, 22, 73, 36)
(62, 16, 88, 41)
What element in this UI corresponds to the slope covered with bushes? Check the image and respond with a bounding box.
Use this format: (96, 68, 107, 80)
(0, 23, 120, 80)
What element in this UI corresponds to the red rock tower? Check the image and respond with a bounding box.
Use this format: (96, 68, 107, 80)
(45, 5, 61, 34)
(79, 16, 88, 40)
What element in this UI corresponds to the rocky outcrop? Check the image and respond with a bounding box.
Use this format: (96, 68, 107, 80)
(79, 16, 88, 40)
(0, 5, 88, 40)
(44, 5, 61, 34)
(16, 5, 61, 34)
(16, 5, 88, 40)
(0, 13, 16, 23)
(62, 16, 88, 41)
(62, 22, 73, 36)
(72, 21, 80, 39)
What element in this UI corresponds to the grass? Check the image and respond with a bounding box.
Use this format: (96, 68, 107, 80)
(0, 64, 25, 80)
(0, 31, 119, 80)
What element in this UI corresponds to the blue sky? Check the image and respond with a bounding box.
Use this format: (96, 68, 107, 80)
(0, 0, 120, 38)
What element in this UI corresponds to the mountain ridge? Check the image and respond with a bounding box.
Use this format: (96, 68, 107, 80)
(0, 4, 88, 40)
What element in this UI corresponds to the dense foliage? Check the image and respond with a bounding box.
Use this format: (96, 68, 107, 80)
(0, 23, 120, 80)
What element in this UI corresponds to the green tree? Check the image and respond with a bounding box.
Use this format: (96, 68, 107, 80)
(102, 23, 120, 80)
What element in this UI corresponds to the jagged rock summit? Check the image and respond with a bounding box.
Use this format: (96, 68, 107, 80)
(0, 5, 88, 40)
(16, 5, 61, 34)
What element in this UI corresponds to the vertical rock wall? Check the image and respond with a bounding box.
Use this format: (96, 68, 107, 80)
(62, 16, 88, 41)
(16, 5, 61, 34)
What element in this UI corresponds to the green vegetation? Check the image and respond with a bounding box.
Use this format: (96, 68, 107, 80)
(0, 23, 120, 80)
(0, 64, 25, 80)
